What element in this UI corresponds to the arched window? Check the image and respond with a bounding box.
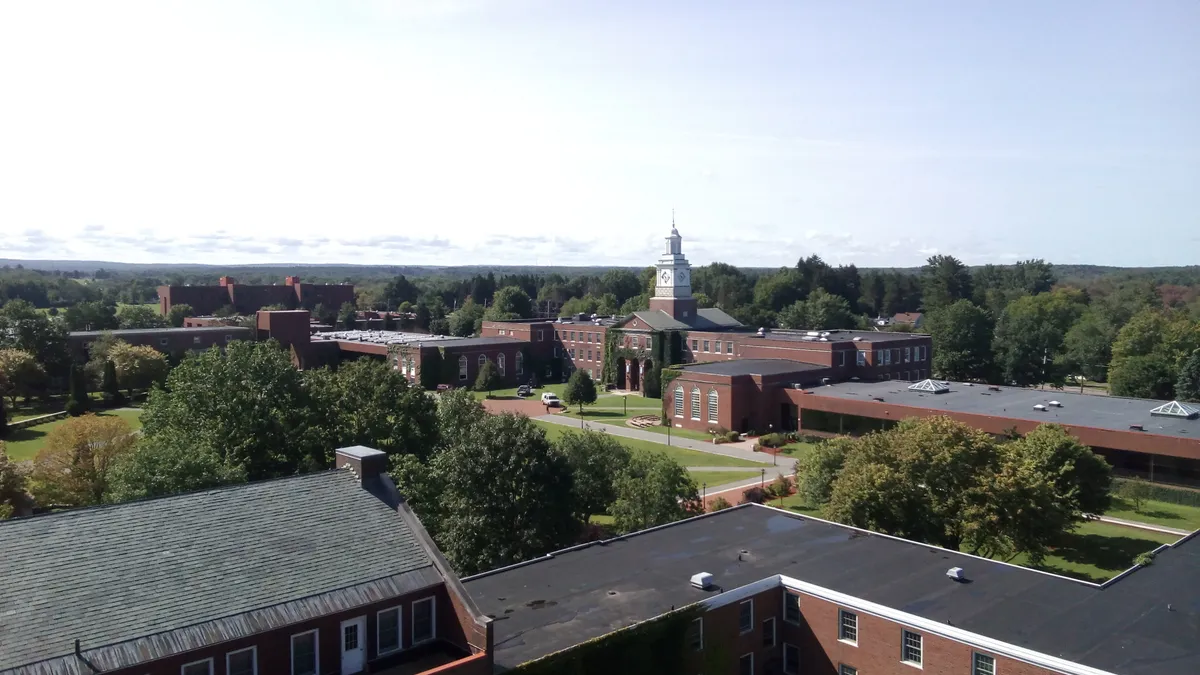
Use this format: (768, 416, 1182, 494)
(707, 389, 719, 424)
(498, 353, 506, 375)
(690, 387, 701, 421)
(458, 356, 468, 380)
(479, 354, 487, 371)
(515, 352, 524, 376)
(674, 386, 684, 418)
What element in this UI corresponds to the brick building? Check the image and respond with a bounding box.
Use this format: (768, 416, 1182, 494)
(465, 503, 1197, 675)
(157, 276, 355, 316)
(67, 326, 252, 361)
(0, 447, 492, 675)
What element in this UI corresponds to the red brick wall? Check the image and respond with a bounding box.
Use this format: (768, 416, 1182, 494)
(682, 588, 787, 675)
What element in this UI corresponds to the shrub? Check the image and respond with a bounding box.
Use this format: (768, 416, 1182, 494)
(758, 433, 788, 448)
(741, 486, 767, 504)
(64, 399, 85, 417)
(767, 475, 791, 499)
(1112, 477, 1200, 508)
(1134, 552, 1156, 567)
(724, 430, 740, 443)
(710, 496, 733, 511)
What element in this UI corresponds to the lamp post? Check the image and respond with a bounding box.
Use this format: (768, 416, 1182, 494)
(702, 482, 707, 509)
(760, 468, 766, 492)
(667, 423, 672, 447)
(769, 423, 776, 466)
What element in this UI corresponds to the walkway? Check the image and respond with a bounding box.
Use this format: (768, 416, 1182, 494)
(1092, 515, 1190, 537)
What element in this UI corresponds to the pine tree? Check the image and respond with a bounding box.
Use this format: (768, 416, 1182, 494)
(101, 359, 125, 407)
(65, 364, 89, 416)
(0, 395, 8, 438)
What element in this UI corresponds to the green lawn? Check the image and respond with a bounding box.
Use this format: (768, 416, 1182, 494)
(642, 425, 719, 442)
(3, 408, 143, 462)
(1105, 497, 1200, 532)
(589, 514, 615, 526)
(690, 470, 764, 488)
(1009, 520, 1177, 583)
(532, 420, 763, 468)
(777, 441, 817, 457)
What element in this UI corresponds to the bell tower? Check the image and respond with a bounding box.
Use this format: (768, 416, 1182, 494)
(649, 219, 698, 321)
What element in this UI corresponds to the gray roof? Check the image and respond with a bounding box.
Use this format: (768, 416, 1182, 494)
(679, 359, 829, 377)
(0, 471, 437, 673)
(807, 380, 1200, 440)
(68, 326, 251, 338)
(465, 504, 1197, 675)
(628, 308, 744, 332)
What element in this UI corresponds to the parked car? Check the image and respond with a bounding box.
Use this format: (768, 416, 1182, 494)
(436, 384, 453, 392)
(517, 385, 532, 397)
(541, 393, 561, 407)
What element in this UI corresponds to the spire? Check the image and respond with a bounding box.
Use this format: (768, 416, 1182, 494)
(671, 209, 679, 236)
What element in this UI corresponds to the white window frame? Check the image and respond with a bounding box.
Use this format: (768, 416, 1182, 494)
(377, 605, 403, 656)
(726, 341, 733, 354)
(762, 616, 776, 647)
(783, 590, 801, 625)
(458, 356, 468, 380)
(412, 596, 436, 645)
(703, 340, 710, 352)
(516, 352, 524, 376)
(690, 387, 701, 421)
(856, 351, 866, 366)
(738, 598, 754, 634)
(902, 629, 923, 667)
(707, 389, 718, 424)
(739, 653, 754, 675)
(537, 330, 544, 342)
(973, 652, 996, 675)
(290, 629, 319, 675)
(839, 609, 858, 644)
(715, 340, 722, 353)
(674, 386, 684, 418)
(692, 339, 698, 351)
(498, 353, 506, 375)
(839, 351, 846, 367)
(181, 657, 213, 675)
(783, 643, 800, 675)
(553, 346, 559, 357)
(478, 354, 487, 371)
(884, 349, 892, 365)
(688, 616, 703, 651)
(632, 336, 639, 349)
(904, 346, 911, 362)
(225, 647, 257, 675)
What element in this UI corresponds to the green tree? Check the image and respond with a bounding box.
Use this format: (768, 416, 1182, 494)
(166, 303, 195, 327)
(140, 341, 322, 480)
(64, 300, 119, 331)
(0, 300, 70, 380)
(108, 342, 169, 398)
(473, 359, 503, 397)
(1109, 353, 1175, 399)
(339, 302, 358, 329)
(0, 443, 28, 518)
(116, 304, 168, 329)
(105, 435, 246, 503)
(28, 414, 136, 507)
(435, 387, 487, 443)
(793, 437, 851, 506)
(0, 348, 46, 407)
(1063, 309, 1117, 383)
(312, 303, 337, 326)
(449, 297, 485, 337)
(0, 396, 7, 439)
(921, 255, 973, 312)
(1116, 479, 1152, 514)
(1007, 424, 1111, 517)
(1177, 350, 1200, 402)
(66, 363, 90, 416)
(992, 291, 1084, 386)
(925, 300, 994, 381)
(778, 289, 855, 330)
(709, 496, 733, 511)
(1109, 309, 1200, 399)
(101, 359, 125, 406)
(610, 452, 701, 533)
(563, 369, 598, 416)
(557, 429, 632, 523)
(485, 286, 533, 320)
(392, 413, 579, 576)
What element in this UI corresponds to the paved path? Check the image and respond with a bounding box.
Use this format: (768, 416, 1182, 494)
(1092, 515, 1190, 537)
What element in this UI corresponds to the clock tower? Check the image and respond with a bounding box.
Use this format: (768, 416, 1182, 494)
(649, 225, 698, 321)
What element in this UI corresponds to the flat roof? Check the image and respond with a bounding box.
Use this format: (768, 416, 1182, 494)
(311, 330, 523, 348)
(68, 326, 250, 338)
(680, 358, 829, 377)
(806, 380, 1200, 439)
(464, 504, 1197, 675)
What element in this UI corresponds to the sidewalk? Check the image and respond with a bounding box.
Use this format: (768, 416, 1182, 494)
(1092, 515, 1190, 537)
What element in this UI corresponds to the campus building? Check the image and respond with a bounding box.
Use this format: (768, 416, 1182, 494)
(465, 502, 1197, 675)
(0, 447, 492, 675)
(157, 276, 355, 316)
(67, 326, 253, 361)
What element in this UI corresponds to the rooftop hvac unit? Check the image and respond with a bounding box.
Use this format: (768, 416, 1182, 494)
(806, 331, 821, 337)
(821, 378, 831, 385)
(793, 383, 805, 390)
(946, 567, 965, 581)
(1129, 424, 1144, 431)
(1033, 404, 1047, 411)
(988, 386, 1001, 392)
(1048, 400, 1062, 407)
(691, 572, 714, 590)
(852, 336, 863, 341)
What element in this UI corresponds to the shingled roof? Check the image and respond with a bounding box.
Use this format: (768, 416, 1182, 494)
(0, 470, 440, 674)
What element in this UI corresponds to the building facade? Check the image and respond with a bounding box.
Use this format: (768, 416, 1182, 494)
(67, 326, 253, 361)
(158, 276, 355, 317)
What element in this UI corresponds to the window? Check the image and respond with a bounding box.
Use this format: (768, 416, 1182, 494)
(378, 606, 402, 655)
(412, 596, 436, 644)
(856, 351, 866, 366)
(479, 354, 488, 373)
(739, 653, 754, 675)
(762, 617, 776, 647)
(692, 339, 699, 351)
(159, 338, 169, 346)
(182, 658, 213, 675)
(726, 341, 733, 354)
(585, 333, 591, 343)
(738, 599, 753, 633)
(707, 390, 718, 423)
(458, 356, 468, 380)
(555, 329, 560, 339)
(840, 665, 857, 675)
(226, 648, 255, 675)
(587, 350, 592, 361)
(686, 617, 703, 651)
(569, 348, 576, 358)
(893, 348, 901, 362)
(498, 353, 506, 375)
(703, 340, 710, 352)
(903, 371, 910, 381)
(902, 629, 922, 666)
(784, 590, 801, 624)
(885, 373, 891, 380)
(674, 386, 684, 418)
(783, 644, 800, 675)
(633, 336, 640, 349)
(570, 331, 576, 341)
(884, 349, 892, 365)
(715, 340, 722, 353)
(537, 330, 544, 342)
(545, 365, 552, 377)
(973, 653, 996, 675)
(838, 610, 857, 644)
(691, 387, 701, 421)
(904, 347, 912, 362)
(290, 630, 318, 675)
(516, 352, 524, 375)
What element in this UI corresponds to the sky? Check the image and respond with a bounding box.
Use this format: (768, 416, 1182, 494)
(0, 1, 1197, 268)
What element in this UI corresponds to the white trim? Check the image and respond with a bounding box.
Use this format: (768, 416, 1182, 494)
(738, 652, 754, 675)
(181, 657, 213, 675)
(290, 629, 319, 675)
(783, 643, 800, 675)
(762, 616, 776, 647)
(901, 628, 923, 668)
(225, 647, 257, 675)
(838, 608, 858, 645)
(737, 597, 754, 634)
(376, 605, 403, 656)
(412, 595, 437, 645)
(783, 589, 802, 625)
(973, 651, 998, 675)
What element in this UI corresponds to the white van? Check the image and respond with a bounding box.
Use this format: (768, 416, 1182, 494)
(541, 393, 561, 407)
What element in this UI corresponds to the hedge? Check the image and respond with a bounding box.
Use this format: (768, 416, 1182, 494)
(1113, 477, 1200, 508)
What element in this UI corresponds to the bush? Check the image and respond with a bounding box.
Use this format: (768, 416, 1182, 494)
(1112, 478, 1200, 508)
(64, 399, 86, 417)
(1134, 551, 1156, 567)
(724, 430, 740, 443)
(709, 496, 733, 511)
(741, 486, 767, 504)
(758, 433, 788, 448)
(766, 475, 791, 499)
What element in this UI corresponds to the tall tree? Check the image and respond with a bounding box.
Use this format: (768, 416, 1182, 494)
(563, 370, 598, 416)
(793, 437, 852, 506)
(1108, 309, 1200, 399)
(610, 452, 701, 533)
(992, 291, 1085, 386)
(0, 443, 28, 518)
(449, 297, 485, 337)
(473, 359, 503, 397)
(107, 342, 169, 398)
(166, 303, 195, 327)
(1063, 309, 1117, 383)
(558, 429, 632, 523)
(0, 348, 46, 407)
(64, 300, 119, 331)
(0, 300, 70, 380)
(1177, 350, 1200, 402)
(777, 289, 856, 330)
(105, 435, 247, 503)
(66, 363, 90, 416)
(925, 300, 994, 381)
(101, 359, 125, 406)
(339, 302, 358, 330)
(921, 255, 973, 312)
(116, 304, 168, 329)
(28, 414, 136, 507)
(485, 286, 533, 320)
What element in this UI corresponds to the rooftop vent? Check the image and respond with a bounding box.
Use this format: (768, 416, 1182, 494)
(806, 331, 821, 337)
(908, 379, 950, 394)
(852, 336, 863, 342)
(1149, 401, 1200, 419)
(946, 567, 965, 582)
(1129, 424, 1144, 431)
(988, 386, 1001, 392)
(872, 396, 886, 402)
(691, 572, 714, 590)
(756, 327, 766, 337)
(1033, 404, 1047, 411)
(1048, 400, 1062, 407)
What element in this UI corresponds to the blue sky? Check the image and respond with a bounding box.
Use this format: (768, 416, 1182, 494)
(0, 1, 1196, 267)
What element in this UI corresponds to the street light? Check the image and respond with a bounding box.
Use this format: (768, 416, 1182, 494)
(667, 423, 672, 446)
(769, 423, 776, 466)
(760, 468, 766, 492)
(702, 482, 707, 507)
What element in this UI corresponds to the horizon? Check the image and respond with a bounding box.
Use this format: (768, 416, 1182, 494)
(1, 1, 1197, 268)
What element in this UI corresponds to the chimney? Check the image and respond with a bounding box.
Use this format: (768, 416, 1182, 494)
(219, 276, 235, 287)
(285, 275, 301, 286)
(335, 446, 388, 485)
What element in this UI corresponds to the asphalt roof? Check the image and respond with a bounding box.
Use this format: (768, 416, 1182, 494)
(464, 504, 1197, 675)
(806, 380, 1200, 439)
(628, 308, 743, 332)
(68, 326, 251, 338)
(679, 358, 829, 377)
(0, 471, 437, 673)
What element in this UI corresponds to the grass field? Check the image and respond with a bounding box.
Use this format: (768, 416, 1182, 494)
(1105, 497, 1200, 532)
(532, 419, 763, 468)
(3, 408, 143, 462)
(690, 470, 764, 488)
(641, 425, 717, 442)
